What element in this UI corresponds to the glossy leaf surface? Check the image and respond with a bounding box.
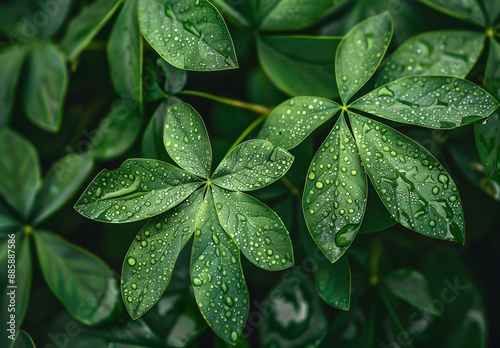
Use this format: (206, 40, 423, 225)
(212, 187, 294, 271)
(32, 152, 93, 225)
(22, 41, 67, 132)
(164, 103, 212, 178)
(138, 0, 238, 71)
(34, 231, 120, 325)
(74, 159, 202, 223)
(60, 0, 122, 61)
(256, 0, 344, 31)
(0, 47, 26, 130)
(336, 12, 393, 103)
(0, 129, 40, 219)
(377, 30, 484, 86)
(190, 191, 249, 344)
(315, 254, 351, 310)
(212, 140, 294, 191)
(352, 76, 499, 129)
(350, 113, 465, 243)
(417, 0, 485, 26)
(121, 189, 204, 319)
(107, 0, 143, 105)
(258, 96, 341, 150)
(475, 112, 500, 178)
(303, 114, 367, 262)
(257, 36, 340, 97)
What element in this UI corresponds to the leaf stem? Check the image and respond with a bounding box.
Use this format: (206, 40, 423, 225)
(179, 90, 271, 114)
(280, 176, 300, 196)
(370, 238, 382, 285)
(224, 113, 268, 156)
(379, 288, 413, 347)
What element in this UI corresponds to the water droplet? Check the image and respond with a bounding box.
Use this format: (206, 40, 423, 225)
(237, 213, 247, 222)
(225, 296, 233, 306)
(432, 186, 440, 195)
(308, 172, 316, 180)
(231, 331, 238, 342)
(438, 174, 449, 189)
(127, 257, 136, 266)
(212, 233, 220, 245)
(449, 194, 458, 202)
(265, 237, 272, 245)
(193, 277, 202, 286)
(315, 181, 324, 189)
(335, 224, 358, 247)
(428, 220, 437, 227)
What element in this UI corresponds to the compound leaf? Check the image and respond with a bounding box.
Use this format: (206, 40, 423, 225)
(138, 0, 238, 71)
(336, 12, 393, 103)
(212, 186, 294, 271)
(34, 231, 120, 325)
(190, 191, 249, 345)
(74, 159, 202, 223)
(257, 36, 340, 98)
(0, 129, 40, 219)
(23, 41, 67, 132)
(107, 0, 143, 106)
(121, 189, 204, 319)
(349, 112, 465, 243)
(212, 140, 294, 191)
(60, 0, 123, 62)
(32, 152, 93, 225)
(258, 96, 341, 150)
(351, 76, 499, 129)
(377, 30, 484, 86)
(303, 114, 367, 262)
(417, 0, 485, 26)
(164, 103, 212, 178)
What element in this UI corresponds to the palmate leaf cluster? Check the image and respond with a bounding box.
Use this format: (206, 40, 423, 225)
(1, 0, 500, 346)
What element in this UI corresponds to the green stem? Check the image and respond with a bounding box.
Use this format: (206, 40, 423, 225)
(280, 176, 300, 196)
(225, 113, 268, 157)
(179, 90, 271, 114)
(379, 288, 413, 347)
(370, 238, 382, 285)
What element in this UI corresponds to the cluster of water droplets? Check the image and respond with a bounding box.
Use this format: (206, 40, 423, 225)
(258, 97, 340, 150)
(212, 140, 294, 191)
(139, 0, 236, 70)
(350, 115, 464, 242)
(75, 159, 202, 222)
(352, 76, 497, 129)
(212, 187, 293, 270)
(191, 196, 248, 343)
(303, 115, 367, 261)
(377, 31, 484, 85)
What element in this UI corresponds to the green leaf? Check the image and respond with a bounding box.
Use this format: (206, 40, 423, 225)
(22, 41, 68, 132)
(417, 0, 485, 26)
(11, 330, 36, 348)
(122, 189, 204, 319)
(358, 182, 397, 234)
(0, 234, 31, 348)
(303, 114, 367, 262)
(91, 101, 142, 160)
(475, 112, 500, 178)
(484, 37, 500, 101)
(257, 36, 340, 98)
(190, 191, 249, 345)
(315, 254, 351, 310)
(107, 0, 143, 107)
(74, 159, 202, 223)
(209, 0, 254, 28)
(376, 30, 484, 86)
(383, 268, 441, 316)
(212, 139, 294, 191)
(256, 0, 344, 31)
(60, 0, 123, 62)
(258, 96, 341, 150)
(138, 0, 238, 71)
(0, 46, 27, 131)
(484, 0, 500, 24)
(351, 76, 499, 129)
(0, 203, 21, 233)
(336, 12, 393, 104)
(349, 112, 465, 243)
(212, 186, 294, 271)
(260, 278, 327, 347)
(0, 129, 41, 219)
(164, 103, 212, 178)
(32, 153, 93, 225)
(34, 231, 120, 325)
